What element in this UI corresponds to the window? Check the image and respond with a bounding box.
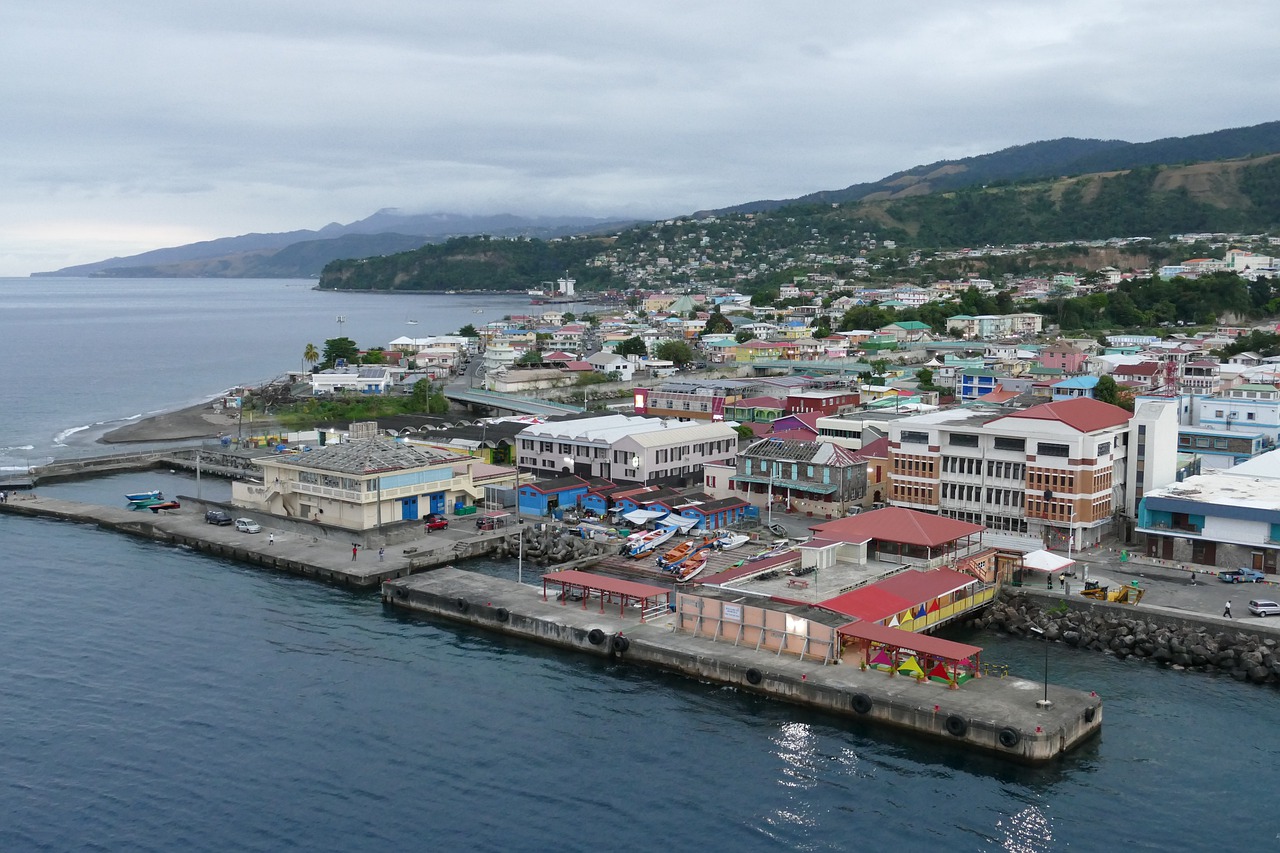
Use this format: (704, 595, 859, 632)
(1037, 442, 1070, 458)
(949, 434, 979, 447)
(993, 437, 1025, 452)
(901, 430, 928, 444)
(1248, 412, 1256, 420)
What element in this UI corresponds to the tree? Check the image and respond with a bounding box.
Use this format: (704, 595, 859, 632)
(812, 316, 832, 339)
(456, 323, 480, 337)
(320, 337, 359, 369)
(701, 308, 734, 337)
(411, 378, 432, 409)
(735, 329, 757, 343)
(515, 350, 543, 366)
(915, 367, 934, 386)
(361, 350, 386, 365)
(303, 342, 319, 373)
(655, 339, 697, 366)
(1094, 375, 1124, 408)
(734, 423, 757, 441)
(428, 386, 450, 415)
(616, 336, 648, 358)
(562, 312, 575, 323)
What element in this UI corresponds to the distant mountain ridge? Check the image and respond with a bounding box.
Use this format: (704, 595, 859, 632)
(33, 211, 637, 279)
(702, 120, 1280, 214)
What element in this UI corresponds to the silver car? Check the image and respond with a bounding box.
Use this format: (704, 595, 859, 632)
(234, 518, 262, 534)
(1248, 599, 1280, 617)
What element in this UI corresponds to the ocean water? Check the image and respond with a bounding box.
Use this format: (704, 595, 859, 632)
(3, 279, 1280, 851)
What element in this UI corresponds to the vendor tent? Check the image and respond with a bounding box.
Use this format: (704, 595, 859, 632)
(1021, 549, 1076, 574)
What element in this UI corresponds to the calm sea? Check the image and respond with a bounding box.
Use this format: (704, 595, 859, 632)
(2, 278, 1278, 851)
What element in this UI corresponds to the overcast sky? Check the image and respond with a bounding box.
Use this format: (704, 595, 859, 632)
(3, 1, 1278, 276)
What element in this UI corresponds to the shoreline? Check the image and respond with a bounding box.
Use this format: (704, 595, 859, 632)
(99, 400, 281, 444)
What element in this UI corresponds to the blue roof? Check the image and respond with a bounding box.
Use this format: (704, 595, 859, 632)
(1053, 375, 1100, 389)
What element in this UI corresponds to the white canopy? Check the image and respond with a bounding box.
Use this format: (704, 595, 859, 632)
(622, 509, 667, 525)
(1021, 549, 1076, 573)
(657, 515, 699, 533)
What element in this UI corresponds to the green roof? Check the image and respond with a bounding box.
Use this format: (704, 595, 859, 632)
(1235, 383, 1279, 392)
(1028, 366, 1064, 375)
(886, 320, 931, 330)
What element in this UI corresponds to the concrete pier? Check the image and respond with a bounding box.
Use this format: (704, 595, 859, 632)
(383, 568, 1103, 764)
(0, 494, 479, 587)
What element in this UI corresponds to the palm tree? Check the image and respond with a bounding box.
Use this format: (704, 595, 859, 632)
(303, 343, 319, 374)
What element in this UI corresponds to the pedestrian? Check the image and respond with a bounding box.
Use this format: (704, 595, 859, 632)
(352, 544, 358, 561)
(1059, 573, 1065, 590)
(268, 533, 274, 546)
(378, 546, 385, 562)
(1224, 600, 1232, 618)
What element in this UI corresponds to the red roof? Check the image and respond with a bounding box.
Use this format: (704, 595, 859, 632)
(541, 570, 669, 600)
(820, 586, 913, 622)
(1112, 362, 1160, 376)
(808, 507, 983, 548)
(975, 387, 1019, 403)
(874, 567, 978, 601)
(734, 395, 785, 408)
(991, 397, 1130, 433)
(835, 621, 982, 662)
(852, 436, 890, 460)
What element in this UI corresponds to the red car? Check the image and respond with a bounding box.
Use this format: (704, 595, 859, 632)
(424, 514, 449, 531)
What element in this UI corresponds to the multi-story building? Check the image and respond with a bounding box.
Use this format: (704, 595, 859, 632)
(726, 438, 868, 519)
(1196, 383, 1280, 442)
(633, 379, 756, 422)
(1180, 360, 1222, 396)
(885, 397, 1178, 547)
(514, 414, 738, 486)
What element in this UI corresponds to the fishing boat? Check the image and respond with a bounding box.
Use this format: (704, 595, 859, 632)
(625, 526, 675, 558)
(125, 490, 162, 503)
(657, 536, 705, 570)
(673, 550, 708, 583)
(713, 531, 750, 552)
(128, 497, 167, 510)
(746, 540, 792, 562)
(147, 500, 181, 512)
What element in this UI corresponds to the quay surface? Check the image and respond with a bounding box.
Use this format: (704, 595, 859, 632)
(0, 493, 493, 587)
(383, 568, 1103, 763)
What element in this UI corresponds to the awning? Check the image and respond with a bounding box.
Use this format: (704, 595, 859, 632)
(1021, 549, 1076, 573)
(658, 515, 699, 533)
(622, 509, 667, 525)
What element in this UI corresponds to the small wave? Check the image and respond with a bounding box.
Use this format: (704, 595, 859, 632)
(52, 425, 92, 445)
(0, 445, 35, 453)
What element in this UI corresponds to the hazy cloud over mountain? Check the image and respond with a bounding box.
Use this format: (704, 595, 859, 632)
(2, 1, 1277, 275)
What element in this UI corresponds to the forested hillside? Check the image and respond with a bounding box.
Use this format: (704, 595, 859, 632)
(317, 235, 618, 292)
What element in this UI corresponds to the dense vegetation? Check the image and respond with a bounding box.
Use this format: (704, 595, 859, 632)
(317, 235, 619, 292)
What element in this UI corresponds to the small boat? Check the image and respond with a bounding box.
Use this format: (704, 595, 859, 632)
(129, 497, 167, 510)
(625, 526, 675, 558)
(406, 319, 418, 325)
(147, 500, 181, 512)
(657, 538, 697, 570)
(125, 490, 162, 503)
(746, 540, 792, 562)
(673, 550, 708, 583)
(713, 531, 750, 552)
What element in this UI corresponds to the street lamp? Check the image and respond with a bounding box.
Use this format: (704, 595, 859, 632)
(632, 455, 641, 484)
(1028, 625, 1053, 708)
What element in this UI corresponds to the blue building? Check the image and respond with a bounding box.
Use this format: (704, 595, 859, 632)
(517, 475, 593, 516)
(958, 369, 1001, 403)
(1051, 375, 1099, 401)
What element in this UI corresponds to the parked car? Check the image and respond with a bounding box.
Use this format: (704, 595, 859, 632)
(205, 510, 233, 526)
(424, 513, 449, 531)
(1219, 568, 1266, 583)
(234, 518, 261, 534)
(1248, 599, 1280, 617)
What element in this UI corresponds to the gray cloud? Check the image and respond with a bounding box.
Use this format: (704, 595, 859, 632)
(1, 0, 1277, 274)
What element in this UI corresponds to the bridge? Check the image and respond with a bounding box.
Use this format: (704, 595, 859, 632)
(443, 387, 585, 417)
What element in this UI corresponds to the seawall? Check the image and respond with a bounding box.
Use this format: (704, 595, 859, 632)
(383, 568, 1104, 764)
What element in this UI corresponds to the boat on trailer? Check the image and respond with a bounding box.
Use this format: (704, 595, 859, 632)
(125, 490, 162, 503)
(746, 540, 792, 562)
(625, 526, 675, 558)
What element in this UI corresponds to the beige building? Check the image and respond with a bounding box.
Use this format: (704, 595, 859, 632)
(234, 428, 522, 531)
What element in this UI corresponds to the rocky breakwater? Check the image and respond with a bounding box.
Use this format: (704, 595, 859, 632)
(970, 592, 1280, 686)
(490, 525, 617, 565)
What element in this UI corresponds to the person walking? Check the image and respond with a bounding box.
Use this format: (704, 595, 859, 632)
(378, 546, 385, 562)
(1224, 600, 1232, 618)
(351, 544, 358, 561)
(268, 533, 274, 546)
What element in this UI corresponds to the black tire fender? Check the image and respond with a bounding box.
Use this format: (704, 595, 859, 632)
(745, 668, 763, 685)
(611, 635, 630, 653)
(495, 607, 509, 622)
(998, 727, 1020, 748)
(455, 597, 469, 613)
(587, 628, 606, 645)
(852, 693, 873, 715)
(1084, 705, 1097, 723)
(944, 714, 969, 737)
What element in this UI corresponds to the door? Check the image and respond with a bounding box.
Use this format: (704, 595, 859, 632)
(429, 492, 446, 516)
(1161, 537, 1174, 560)
(1252, 552, 1264, 571)
(400, 496, 419, 521)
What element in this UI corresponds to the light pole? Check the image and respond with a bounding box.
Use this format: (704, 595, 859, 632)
(632, 455, 641, 485)
(767, 461, 777, 529)
(1028, 625, 1052, 708)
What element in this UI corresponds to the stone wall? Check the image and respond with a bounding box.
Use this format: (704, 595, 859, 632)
(969, 590, 1280, 686)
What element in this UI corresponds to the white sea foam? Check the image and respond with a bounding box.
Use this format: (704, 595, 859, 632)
(52, 425, 92, 445)
(0, 445, 35, 453)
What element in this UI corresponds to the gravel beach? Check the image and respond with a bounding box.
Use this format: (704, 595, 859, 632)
(100, 401, 280, 444)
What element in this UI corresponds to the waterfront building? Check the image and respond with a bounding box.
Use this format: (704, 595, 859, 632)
(235, 428, 521, 529)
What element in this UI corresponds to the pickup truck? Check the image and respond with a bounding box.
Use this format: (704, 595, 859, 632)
(1219, 568, 1266, 583)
